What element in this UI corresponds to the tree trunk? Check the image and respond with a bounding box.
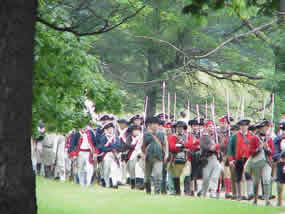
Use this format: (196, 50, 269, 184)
(0, 1, 37, 214)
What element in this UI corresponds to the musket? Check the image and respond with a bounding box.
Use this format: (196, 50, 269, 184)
(196, 104, 200, 123)
(235, 96, 242, 121)
(211, 103, 219, 144)
(262, 96, 266, 119)
(167, 93, 170, 122)
(162, 81, 166, 121)
(205, 100, 208, 121)
(241, 96, 245, 119)
(174, 93, 177, 121)
(271, 93, 275, 134)
(143, 96, 148, 128)
(187, 100, 190, 121)
(226, 91, 231, 136)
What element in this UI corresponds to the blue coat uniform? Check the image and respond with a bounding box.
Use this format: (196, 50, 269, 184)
(98, 135, 121, 153)
(273, 135, 285, 183)
(68, 130, 97, 157)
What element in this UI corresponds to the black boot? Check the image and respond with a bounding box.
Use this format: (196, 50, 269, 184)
(253, 183, 258, 205)
(131, 179, 136, 190)
(145, 182, 151, 195)
(136, 178, 145, 190)
(184, 176, 191, 196)
(174, 178, 181, 196)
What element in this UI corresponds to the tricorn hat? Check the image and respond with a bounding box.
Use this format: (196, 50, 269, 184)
(117, 118, 129, 124)
(102, 122, 115, 130)
(237, 119, 251, 126)
(99, 114, 114, 121)
(173, 121, 187, 130)
(145, 116, 160, 125)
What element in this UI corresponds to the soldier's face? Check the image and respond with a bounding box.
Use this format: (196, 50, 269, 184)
(149, 123, 159, 132)
(132, 130, 141, 137)
(176, 126, 184, 134)
(240, 125, 248, 133)
(105, 127, 114, 135)
(118, 123, 128, 130)
(134, 119, 141, 126)
(263, 126, 270, 135)
(192, 125, 199, 132)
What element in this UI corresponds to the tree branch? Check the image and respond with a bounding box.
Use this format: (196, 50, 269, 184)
(188, 19, 278, 61)
(37, 5, 145, 36)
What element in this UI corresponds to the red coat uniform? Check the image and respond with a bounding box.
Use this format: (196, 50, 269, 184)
(249, 135, 273, 165)
(168, 134, 192, 161)
(228, 131, 252, 162)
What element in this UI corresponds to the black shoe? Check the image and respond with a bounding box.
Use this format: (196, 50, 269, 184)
(231, 196, 237, 200)
(258, 195, 265, 200)
(241, 196, 247, 200)
(247, 194, 255, 201)
(225, 193, 232, 199)
(173, 178, 181, 196)
(269, 195, 276, 200)
(131, 179, 136, 190)
(197, 191, 202, 197)
(145, 182, 151, 195)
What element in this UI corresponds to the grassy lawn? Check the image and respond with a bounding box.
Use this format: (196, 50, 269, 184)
(37, 177, 285, 214)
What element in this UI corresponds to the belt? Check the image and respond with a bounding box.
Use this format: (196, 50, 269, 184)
(80, 149, 91, 152)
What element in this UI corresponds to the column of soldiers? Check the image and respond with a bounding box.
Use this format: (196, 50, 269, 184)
(31, 111, 285, 207)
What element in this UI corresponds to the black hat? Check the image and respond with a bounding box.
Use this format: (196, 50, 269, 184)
(231, 124, 240, 131)
(188, 119, 199, 126)
(280, 121, 285, 130)
(145, 116, 160, 125)
(237, 119, 251, 126)
(173, 121, 187, 130)
(102, 122, 115, 130)
(129, 125, 142, 132)
(130, 114, 143, 123)
(255, 120, 271, 129)
(99, 114, 114, 121)
(117, 119, 128, 124)
(156, 113, 169, 120)
(248, 125, 257, 131)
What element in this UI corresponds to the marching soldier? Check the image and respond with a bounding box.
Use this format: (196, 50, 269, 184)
(116, 118, 129, 185)
(217, 116, 233, 199)
(142, 117, 166, 195)
(168, 121, 192, 195)
(246, 120, 273, 206)
(97, 122, 121, 188)
(95, 114, 115, 186)
(41, 132, 57, 178)
(124, 125, 143, 189)
(228, 124, 240, 199)
(198, 134, 222, 198)
(188, 118, 203, 196)
(273, 121, 285, 206)
(227, 119, 253, 201)
(68, 125, 97, 187)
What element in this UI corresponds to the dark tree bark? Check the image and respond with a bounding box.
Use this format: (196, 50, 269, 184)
(0, 1, 37, 214)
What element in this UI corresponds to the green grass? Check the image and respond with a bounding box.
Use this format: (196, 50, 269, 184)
(37, 177, 285, 214)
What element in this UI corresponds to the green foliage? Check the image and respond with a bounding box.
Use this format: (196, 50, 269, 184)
(33, 22, 122, 135)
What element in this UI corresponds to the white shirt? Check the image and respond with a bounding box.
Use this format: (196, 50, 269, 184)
(80, 132, 90, 150)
